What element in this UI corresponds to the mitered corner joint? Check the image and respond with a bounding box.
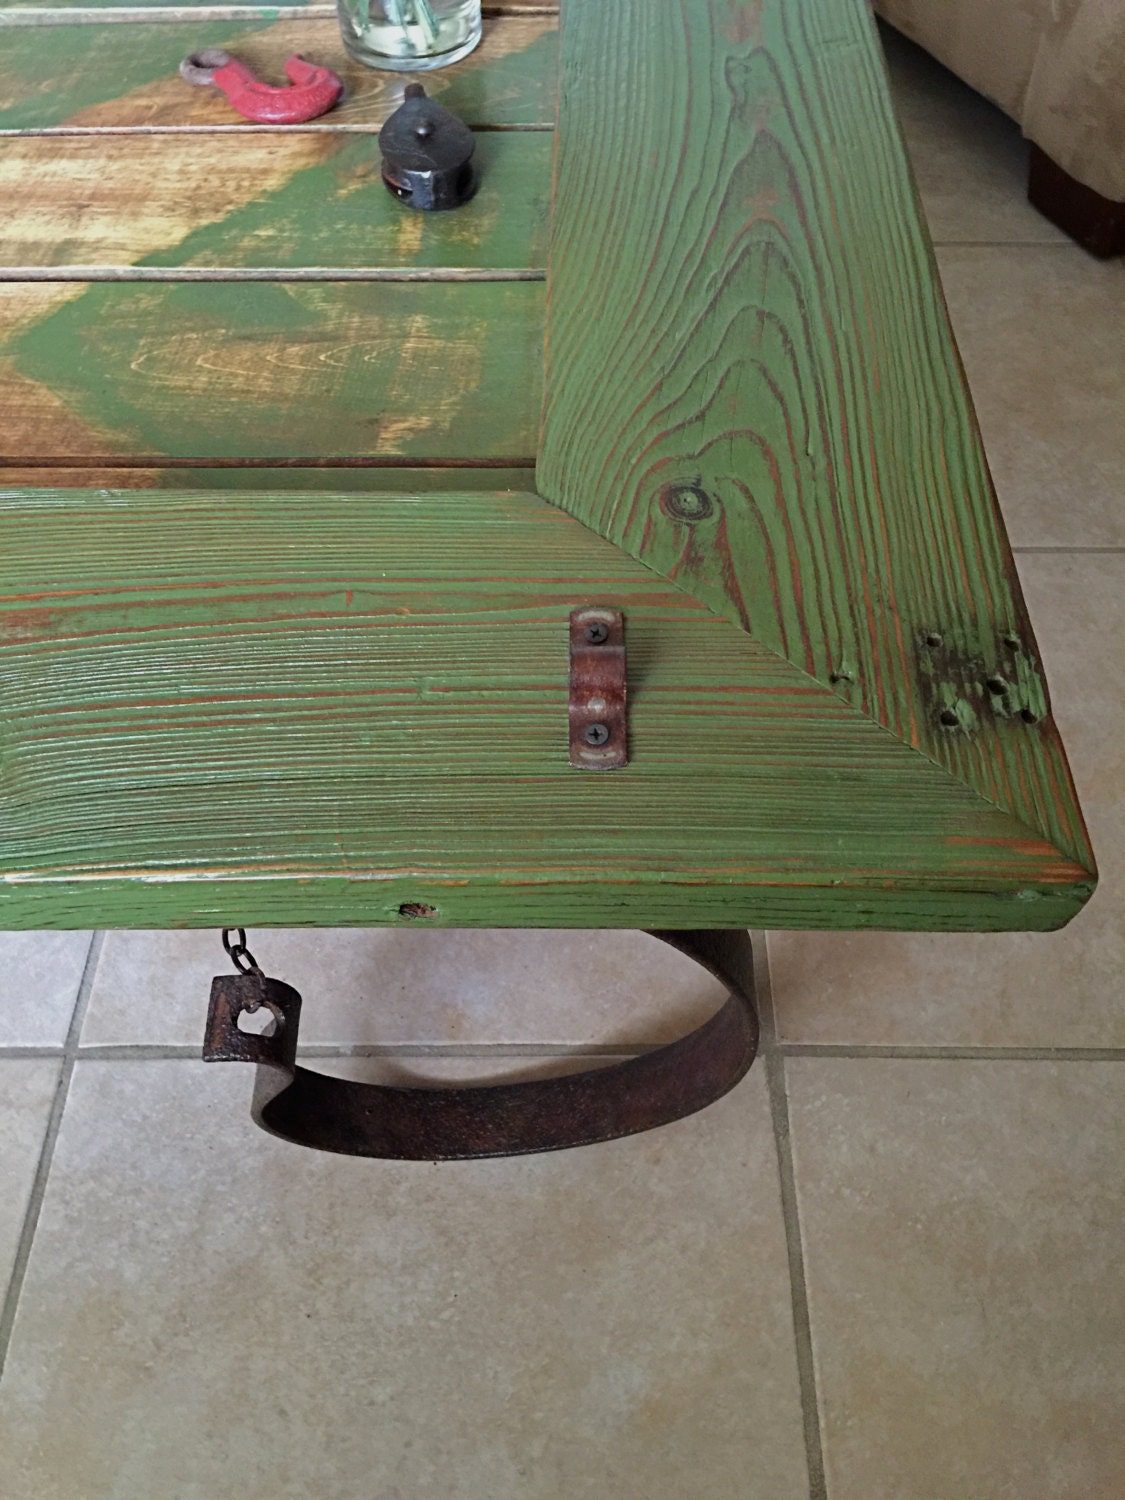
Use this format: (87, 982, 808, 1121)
(569, 607, 627, 770)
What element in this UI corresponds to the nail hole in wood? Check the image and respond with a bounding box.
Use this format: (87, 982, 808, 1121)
(925, 632, 944, 648)
(986, 677, 1007, 695)
(1020, 708, 1040, 725)
(939, 708, 959, 728)
(398, 902, 437, 919)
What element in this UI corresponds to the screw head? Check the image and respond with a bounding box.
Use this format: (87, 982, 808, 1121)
(584, 722, 611, 746)
(584, 622, 610, 645)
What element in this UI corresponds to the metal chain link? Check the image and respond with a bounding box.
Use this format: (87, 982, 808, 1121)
(221, 927, 262, 976)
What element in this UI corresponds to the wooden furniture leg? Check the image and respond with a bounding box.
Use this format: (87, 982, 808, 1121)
(1028, 145, 1125, 259)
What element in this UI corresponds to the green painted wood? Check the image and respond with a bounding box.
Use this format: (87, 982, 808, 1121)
(0, 0, 1094, 936)
(0, 15, 557, 130)
(0, 1, 322, 12)
(0, 0, 552, 9)
(0, 131, 550, 270)
(0, 465, 539, 489)
(0, 19, 273, 130)
(0, 280, 542, 459)
(537, 0, 1095, 902)
(0, 488, 1091, 931)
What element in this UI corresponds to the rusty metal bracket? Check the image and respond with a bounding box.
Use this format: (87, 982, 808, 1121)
(203, 930, 757, 1161)
(569, 606, 627, 770)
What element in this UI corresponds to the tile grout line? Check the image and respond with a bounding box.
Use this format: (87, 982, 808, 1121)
(0, 930, 105, 1383)
(1012, 546, 1124, 555)
(931, 240, 1080, 251)
(753, 933, 828, 1500)
(9, 1039, 1123, 1062)
(71, 1041, 653, 1061)
(778, 1043, 1125, 1061)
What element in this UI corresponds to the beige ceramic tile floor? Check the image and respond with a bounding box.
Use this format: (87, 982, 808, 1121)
(1, 23, 1122, 1500)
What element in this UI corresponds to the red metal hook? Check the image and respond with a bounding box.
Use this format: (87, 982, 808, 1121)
(180, 50, 343, 125)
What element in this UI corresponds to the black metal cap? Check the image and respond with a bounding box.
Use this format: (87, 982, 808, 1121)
(379, 84, 476, 211)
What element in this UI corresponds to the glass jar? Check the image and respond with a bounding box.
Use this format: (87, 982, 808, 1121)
(337, 0, 482, 72)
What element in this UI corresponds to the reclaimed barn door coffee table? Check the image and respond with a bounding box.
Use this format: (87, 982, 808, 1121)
(0, 0, 1095, 1157)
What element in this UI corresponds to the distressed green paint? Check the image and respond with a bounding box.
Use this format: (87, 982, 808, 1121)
(7, 280, 543, 459)
(419, 22, 557, 130)
(0, 16, 557, 130)
(0, 488, 1092, 931)
(0, 0, 1095, 936)
(1, 132, 550, 270)
(140, 133, 550, 270)
(915, 625, 1049, 731)
(0, 22, 264, 130)
(0, 465, 539, 491)
(159, 464, 539, 491)
(0, 0, 315, 12)
(0, 877, 1089, 935)
(1, 0, 552, 9)
(538, 0, 1094, 888)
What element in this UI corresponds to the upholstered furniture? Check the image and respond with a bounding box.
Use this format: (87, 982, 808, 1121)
(876, 0, 1125, 255)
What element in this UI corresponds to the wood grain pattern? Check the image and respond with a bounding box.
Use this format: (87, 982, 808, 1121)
(1, 1, 555, 8)
(0, 488, 1090, 931)
(0, 0, 1094, 935)
(537, 0, 1094, 890)
(0, 131, 551, 270)
(0, 0, 323, 11)
(0, 465, 539, 489)
(0, 15, 557, 130)
(0, 280, 542, 459)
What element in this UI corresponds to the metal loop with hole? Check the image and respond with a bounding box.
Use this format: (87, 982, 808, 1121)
(179, 49, 232, 87)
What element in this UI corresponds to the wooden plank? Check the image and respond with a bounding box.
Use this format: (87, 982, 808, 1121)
(0, 2, 318, 10)
(0, 131, 551, 270)
(0, 465, 539, 489)
(0, 0, 324, 12)
(0, 488, 1091, 931)
(0, 280, 542, 460)
(0, 2, 556, 9)
(537, 0, 1094, 892)
(0, 15, 557, 130)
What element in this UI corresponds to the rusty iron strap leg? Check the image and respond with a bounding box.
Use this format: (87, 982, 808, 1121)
(203, 931, 758, 1160)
